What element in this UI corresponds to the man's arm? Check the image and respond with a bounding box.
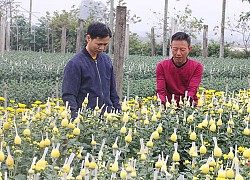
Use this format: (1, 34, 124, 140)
(62, 61, 81, 119)
(110, 66, 121, 110)
(156, 63, 167, 103)
(187, 62, 204, 99)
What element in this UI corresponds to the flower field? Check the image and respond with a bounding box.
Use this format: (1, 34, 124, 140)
(0, 51, 249, 179)
(0, 88, 250, 179)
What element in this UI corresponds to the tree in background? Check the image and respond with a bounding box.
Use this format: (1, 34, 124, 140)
(80, 0, 108, 24)
(128, 33, 144, 55)
(7, 0, 142, 53)
(188, 43, 202, 57)
(241, 0, 250, 20)
(225, 13, 250, 57)
(45, 7, 79, 52)
(208, 40, 230, 58)
(35, 16, 51, 52)
(174, 5, 204, 40)
(3, 0, 249, 57)
(147, 3, 204, 57)
(11, 15, 31, 50)
(79, 0, 141, 34)
(149, 3, 204, 41)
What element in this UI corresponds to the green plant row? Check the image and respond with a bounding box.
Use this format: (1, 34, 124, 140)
(0, 51, 249, 104)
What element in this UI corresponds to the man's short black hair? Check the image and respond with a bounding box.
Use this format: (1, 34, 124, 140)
(171, 32, 191, 46)
(87, 22, 112, 39)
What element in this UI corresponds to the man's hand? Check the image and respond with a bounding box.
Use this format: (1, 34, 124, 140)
(160, 104, 165, 110)
(160, 101, 166, 110)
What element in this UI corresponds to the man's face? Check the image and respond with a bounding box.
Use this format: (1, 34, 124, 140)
(171, 40, 192, 66)
(86, 35, 110, 56)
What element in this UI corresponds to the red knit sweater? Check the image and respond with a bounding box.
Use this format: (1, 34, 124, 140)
(156, 58, 203, 105)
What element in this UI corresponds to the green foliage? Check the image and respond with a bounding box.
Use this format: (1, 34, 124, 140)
(33, 23, 49, 52)
(10, 15, 31, 51)
(241, 0, 250, 20)
(79, 0, 109, 24)
(128, 33, 145, 55)
(174, 5, 204, 39)
(228, 49, 250, 59)
(47, 8, 80, 52)
(207, 41, 230, 58)
(0, 50, 249, 105)
(189, 43, 202, 57)
(226, 12, 250, 53)
(6, 0, 248, 57)
(128, 33, 163, 56)
(7, 0, 143, 53)
(207, 41, 220, 58)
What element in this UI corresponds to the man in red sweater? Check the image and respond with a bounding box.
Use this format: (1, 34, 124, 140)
(156, 32, 203, 108)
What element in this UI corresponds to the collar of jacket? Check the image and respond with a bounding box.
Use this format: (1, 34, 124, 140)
(82, 46, 99, 60)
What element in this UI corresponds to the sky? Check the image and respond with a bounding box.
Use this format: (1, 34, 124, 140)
(16, 0, 250, 43)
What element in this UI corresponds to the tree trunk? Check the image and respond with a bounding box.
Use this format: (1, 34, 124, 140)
(163, 0, 169, 58)
(0, 16, 6, 55)
(202, 25, 208, 57)
(169, 18, 177, 58)
(47, 27, 50, 52)
(76, 19, 84, 53)
(29, 0, 32, 27)
(124, 24, 129, 58)
(6, 21, 10, 51)
(108, 0, 114, 55)
(16, 24, 19, 50)
(113, 6, 127, 100)
(151, 27, 156, 56)
(61, 23, 66, 53)
(220, 0, 226, 58)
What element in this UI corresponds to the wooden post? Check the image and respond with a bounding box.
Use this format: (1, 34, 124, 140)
(220, 0, 226, 58)
(124, 24, 129, 58)
(6, 21, 10, 51)
(202, 25, 208, 57)
(61, 23, 66, 53)
(126, 74, 130, 101)
(76, 19, 84, 53)
(16, 24, 19, 51)
(163, 0, 169, 58)
(225, 78, 229, 96)
(47, 26, 50, 52)
(29, 0, 32, 27)
(248, 74, 250, 88)
(0, 16, 6, 55)
(108, 0, 114, 55)
(169, 18, 177, 58)
(51, 88, 55, 102)
(52, 35, 54, 53)
(113, 6, 127, 100)
(20, 72, 23, 83)
(3, 83, 7, 109)
(56, 77, 59, 99)
(33, 27, 36, 51)
(151, 27, 156, 56)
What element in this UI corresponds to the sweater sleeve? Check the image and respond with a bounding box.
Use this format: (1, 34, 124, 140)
(187, 62, 203, 99)
(156, 63, 167, 102)
(110, 65, 121, 110)
(62, 60, 81, 118)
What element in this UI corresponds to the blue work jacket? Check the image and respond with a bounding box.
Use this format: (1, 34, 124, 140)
(62, 48, 121, 118)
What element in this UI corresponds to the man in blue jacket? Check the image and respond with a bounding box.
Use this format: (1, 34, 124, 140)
(62, 22, 121, 118)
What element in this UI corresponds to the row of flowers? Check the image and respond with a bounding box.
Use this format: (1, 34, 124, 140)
(0, 88, 249, 179)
